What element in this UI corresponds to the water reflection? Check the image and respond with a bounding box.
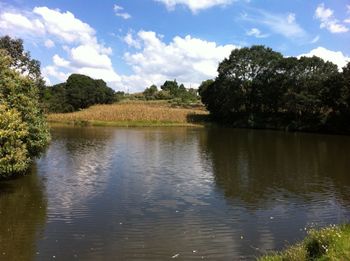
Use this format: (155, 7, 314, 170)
(200, 128, 350, 206)
(199, 127, 350, 256)
(1, 126, 350, 260)
(0, 165, 47, 261)
(37, 126, 117, 223)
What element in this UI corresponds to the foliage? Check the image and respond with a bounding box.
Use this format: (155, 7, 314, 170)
(0, 47, 50, 177)
(259, 224, 350, 261)
(0, 104, 29, 177)
(143, 84, 158, 100)
(0, 35, 46, 99)
(137, 80, 200, 103)
(43, 74, 115, 112)
(114, 91, 126, 102)
(0, 36, 41, 81)
(199, 45, 350, 133)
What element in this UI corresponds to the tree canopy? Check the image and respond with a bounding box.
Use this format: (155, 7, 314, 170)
(199, 45, 350, 133)
(43, 74, 115, 112)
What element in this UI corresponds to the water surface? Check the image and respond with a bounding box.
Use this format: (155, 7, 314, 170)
(1, 126, 350, 260)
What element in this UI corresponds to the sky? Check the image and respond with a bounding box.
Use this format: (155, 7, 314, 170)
(0, 0, 349, 92)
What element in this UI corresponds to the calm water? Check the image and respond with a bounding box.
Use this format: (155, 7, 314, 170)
(1, 126, 350, 260)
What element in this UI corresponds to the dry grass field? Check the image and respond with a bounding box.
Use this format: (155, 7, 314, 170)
(47, 100, 209, 127)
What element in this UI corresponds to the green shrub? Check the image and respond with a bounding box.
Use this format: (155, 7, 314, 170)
(0, 104, 30, 177)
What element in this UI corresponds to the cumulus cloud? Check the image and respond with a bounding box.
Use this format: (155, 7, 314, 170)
(0, 6, 120, 87)
(53, 54, 70, 68)
(246, 28, 268, 38)
(298, 47, 349, 70)
(42, 65, 70, 82)
(114, 4, 131, 20)
(315, 3, 349, 33)
(0, 11, 45, 35)
(70, 45, 112, 69)
(121, 31, 237, 91)
(154, 0, 233, 13)
(124, 32, 141, 49)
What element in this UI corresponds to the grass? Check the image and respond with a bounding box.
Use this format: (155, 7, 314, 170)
(259, 224, 350, 261)
(47, 100, 210, 127)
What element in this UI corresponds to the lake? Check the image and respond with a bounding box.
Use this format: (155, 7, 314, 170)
(1, 126, 350, 260)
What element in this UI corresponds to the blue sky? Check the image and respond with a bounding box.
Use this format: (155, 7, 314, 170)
(0, 0, 349, 92)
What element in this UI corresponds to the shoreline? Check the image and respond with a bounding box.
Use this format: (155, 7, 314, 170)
(48, 119, 207, 128)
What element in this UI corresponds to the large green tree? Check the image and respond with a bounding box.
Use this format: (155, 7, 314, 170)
(44, 74, 115, 112)
(0, 47, 50, 177)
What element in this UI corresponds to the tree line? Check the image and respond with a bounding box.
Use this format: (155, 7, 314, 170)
(199, 45, 350, 133)
(44, 77, 200, 113)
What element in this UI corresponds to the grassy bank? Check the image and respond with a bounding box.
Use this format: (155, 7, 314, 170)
(259, 224, 350, 261)
(47, 100, 210, 127)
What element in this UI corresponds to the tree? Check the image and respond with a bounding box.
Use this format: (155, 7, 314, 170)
(44, 74, 116, 112)
(161, 80, 180, 97)
(343, 62, 350, 112)
(0, 50, 50, 158)
(199, 45, 348, 132)
(0, 36, 41, 80)
(0, 48, 50, 177)
(0, 36, 46, 100)
(143, 84, 158, 100)
(114, 91, 126, 102)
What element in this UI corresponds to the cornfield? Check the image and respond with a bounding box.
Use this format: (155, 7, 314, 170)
(48, 101, 209, 125)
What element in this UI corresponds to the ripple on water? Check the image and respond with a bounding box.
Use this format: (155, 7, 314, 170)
(21, 127, 350, 260)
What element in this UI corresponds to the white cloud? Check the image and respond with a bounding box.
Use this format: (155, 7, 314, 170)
(124, 32, 141, 49)
(0, 6, 121, 88)
(154, 0, 233, 13)
(42, 65, 70, 82)
(32, 6, 100, 45)
(77, 67, 121, 83)
(287, 13, 295, 24)
(315, 3, 349, 33)
(310, 35, 320, 44)
(246, 28, 268, 38)
(53, 54, 70, 68)
(243, 11, 307, 40)
(298, 47, 349, 70)
(0, 12, 45, 35)
(70, 45, 112, 69)
(114, 4, 131, 20)
(44, 39, 55, 48)
(121, 31, 237, 91)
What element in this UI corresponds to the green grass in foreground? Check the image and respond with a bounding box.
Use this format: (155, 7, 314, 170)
(259, 224, 350, 261)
